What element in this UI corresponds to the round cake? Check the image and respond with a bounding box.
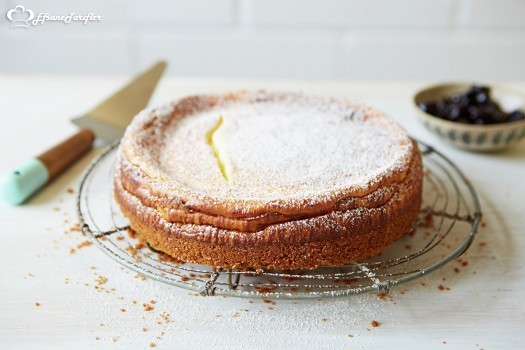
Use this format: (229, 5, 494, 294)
(114, 91, 423, 270)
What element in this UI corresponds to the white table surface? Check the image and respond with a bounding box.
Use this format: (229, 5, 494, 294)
(0, 77, 524, 350)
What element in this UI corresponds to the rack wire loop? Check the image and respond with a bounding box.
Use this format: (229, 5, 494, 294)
(200, 271, 220, 296)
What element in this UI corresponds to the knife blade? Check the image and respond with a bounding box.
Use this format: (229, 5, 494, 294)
(0, 60, 167, 205)
(72, 61, 166, 142)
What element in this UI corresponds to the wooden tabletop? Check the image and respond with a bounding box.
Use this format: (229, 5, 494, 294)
(0, 77, 523, 349)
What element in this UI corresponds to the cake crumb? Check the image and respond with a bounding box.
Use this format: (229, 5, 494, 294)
(142, 328, 148, 332)
(371, 320, 379, 327)
(69, 248, 76, 254)
(143, 303, 154, 312)
(96, 276, 108, 285)
(77, 240, 92, 249)
(348, 334, 353, 338)
(125, 246, 138, 256)
(66, 187, 74, 194)
(378, 292, 390, 300)
(135, 274, 146, 281)
(421, 213, 434, 228)
(159, 311, 171, 324)
(149, 343, 156, 348)
(126, 228, 138, 239)
(120, 308, 126, 312)
(35, 302, 41, 307)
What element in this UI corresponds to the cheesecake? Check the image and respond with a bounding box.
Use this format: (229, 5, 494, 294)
(114, 91, 423, 270)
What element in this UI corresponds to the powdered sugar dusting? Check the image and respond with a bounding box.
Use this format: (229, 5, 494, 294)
(122, 91, 413, 214)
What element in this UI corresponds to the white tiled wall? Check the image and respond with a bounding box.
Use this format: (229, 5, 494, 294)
(1, 0, 524, 80)
(252, 0, 456, 28)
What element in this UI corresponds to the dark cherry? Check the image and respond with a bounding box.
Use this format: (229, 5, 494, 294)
(451, 94, 462, 104)
(447, 105, 462, 121)
(467, 85, 490, 104)
(436, 100, 448, 117)
(467, 106, 481, 121)
(419, 85, 524, 125)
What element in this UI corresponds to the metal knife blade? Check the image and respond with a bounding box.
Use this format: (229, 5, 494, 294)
(71, 60, 167, 142)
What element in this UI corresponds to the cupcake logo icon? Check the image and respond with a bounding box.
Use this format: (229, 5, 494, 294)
(6, 5, 34, 28)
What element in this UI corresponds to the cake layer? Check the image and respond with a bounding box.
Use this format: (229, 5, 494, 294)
(114, 149, 422, 269)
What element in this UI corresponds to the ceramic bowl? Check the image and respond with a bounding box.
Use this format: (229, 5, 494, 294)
(413, 83, 525, 151)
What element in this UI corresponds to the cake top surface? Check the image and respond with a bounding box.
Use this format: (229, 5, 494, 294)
(121, 91, 415, 215)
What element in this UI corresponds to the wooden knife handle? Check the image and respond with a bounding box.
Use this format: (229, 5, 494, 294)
(37, 128, 95, 181)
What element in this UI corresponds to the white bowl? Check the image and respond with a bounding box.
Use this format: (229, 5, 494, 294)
(413, 83, 525, 151)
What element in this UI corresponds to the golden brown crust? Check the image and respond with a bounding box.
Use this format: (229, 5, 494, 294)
(114, 91, 424, 270)
(118, 152, 403, 233)
(114, 144, 422, 270)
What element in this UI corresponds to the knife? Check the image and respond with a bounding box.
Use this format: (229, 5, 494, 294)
(0, 61, 167, 205)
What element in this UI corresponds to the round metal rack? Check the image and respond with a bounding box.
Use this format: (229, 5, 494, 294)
(78, 141, 481, 299)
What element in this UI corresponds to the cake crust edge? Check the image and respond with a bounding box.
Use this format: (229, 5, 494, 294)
(113, 142, 423, 270)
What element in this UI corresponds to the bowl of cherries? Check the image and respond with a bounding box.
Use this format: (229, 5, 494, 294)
(414, 83, 525, 151)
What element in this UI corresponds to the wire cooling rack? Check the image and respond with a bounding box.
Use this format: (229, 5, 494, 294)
(78, 141, 481, 299)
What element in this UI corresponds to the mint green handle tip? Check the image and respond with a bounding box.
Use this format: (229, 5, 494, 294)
(0, 158, 49, 205)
